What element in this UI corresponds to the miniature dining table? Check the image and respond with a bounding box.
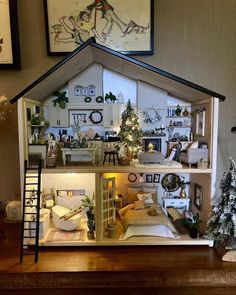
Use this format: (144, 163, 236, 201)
(61, 147, 97, 165)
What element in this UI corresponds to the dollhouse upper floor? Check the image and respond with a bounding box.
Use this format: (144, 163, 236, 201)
(10, 38, 225, 173)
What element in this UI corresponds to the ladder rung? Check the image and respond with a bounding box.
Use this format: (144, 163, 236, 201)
(26, 183, 38, 185)
(26, 176, 38, 178)
(23, 236, 36, 238)
(24, 212, 37, 215)
(25, 197, 38, 200)
(24, 228, 37, 230)
(25, 190, 38, 192)
(23, 220, 36, 223)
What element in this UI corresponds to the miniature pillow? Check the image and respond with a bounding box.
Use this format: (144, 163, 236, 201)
(181, 142, 192, 151)
(189, 141, 198, 149)
(137, 192, 154, 206)
(142, 185, 158, 203)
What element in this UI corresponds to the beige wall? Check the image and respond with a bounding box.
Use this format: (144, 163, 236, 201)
(0, 0, 236, 203)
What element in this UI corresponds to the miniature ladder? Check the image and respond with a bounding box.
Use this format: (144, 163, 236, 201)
(20, 160, 42, 263)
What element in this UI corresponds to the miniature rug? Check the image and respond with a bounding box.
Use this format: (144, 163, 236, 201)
(46, 229, 87, 242)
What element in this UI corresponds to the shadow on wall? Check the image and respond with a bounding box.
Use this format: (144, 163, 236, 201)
(0, 100, 20, 210)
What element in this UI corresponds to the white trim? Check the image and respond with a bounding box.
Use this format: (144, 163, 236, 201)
(210, 97, 219, 200)
(17, 98, 25, 204)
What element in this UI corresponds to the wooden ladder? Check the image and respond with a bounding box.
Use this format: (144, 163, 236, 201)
(20, 160, 42, 263)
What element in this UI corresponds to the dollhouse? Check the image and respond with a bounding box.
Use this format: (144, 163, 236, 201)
(11, 38, 225, 249)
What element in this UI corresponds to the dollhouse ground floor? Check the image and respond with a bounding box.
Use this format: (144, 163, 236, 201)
(1, 218, 236, 294)
(23, 164, 214, 247)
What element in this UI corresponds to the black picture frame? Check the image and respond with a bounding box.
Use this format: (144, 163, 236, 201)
(44, 0, 154, 56)
(0, 0, 21, 70)
(194, 183, 202, 210)
(146, 174, 153, 183)
(26, 108, 31, 122)
(153, 174, 160, 183)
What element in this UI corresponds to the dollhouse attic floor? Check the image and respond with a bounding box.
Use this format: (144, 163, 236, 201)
(1, 216, 236, 294)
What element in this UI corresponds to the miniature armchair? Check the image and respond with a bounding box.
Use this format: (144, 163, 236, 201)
(179, 143, 208, 167)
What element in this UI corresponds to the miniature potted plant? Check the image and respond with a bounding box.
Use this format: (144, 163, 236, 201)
(52, 90, 69, 109)
(175, 104, 182, 116)
(182, 213, 201, 239)
(105, 91, 117, 103)
(80, 195, 95, 240)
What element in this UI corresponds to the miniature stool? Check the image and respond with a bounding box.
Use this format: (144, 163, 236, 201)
(103, 150, 119, 166)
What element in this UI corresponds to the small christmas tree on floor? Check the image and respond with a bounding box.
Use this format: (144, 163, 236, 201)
(205, 157, 236, 249)
(118, 99, 143, 158)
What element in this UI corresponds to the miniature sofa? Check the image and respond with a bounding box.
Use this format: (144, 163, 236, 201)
(179, 148, 208, 167)
(52, 205, 81, 231)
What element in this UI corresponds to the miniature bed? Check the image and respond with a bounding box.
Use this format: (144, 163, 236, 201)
(118, 203, 179, 240)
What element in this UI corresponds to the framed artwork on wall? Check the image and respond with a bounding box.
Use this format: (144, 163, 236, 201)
(0, 0, 21, 70)
(194, 183, 202, 210)
(44, 0, 154, 55)
(196, 108, 205, 136)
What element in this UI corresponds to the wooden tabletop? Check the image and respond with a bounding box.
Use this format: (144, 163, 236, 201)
(1, 219, 236, 294)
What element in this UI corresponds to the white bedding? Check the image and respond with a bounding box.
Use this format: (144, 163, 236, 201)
(119, 224, 179, 240)
(118, 204, 179, 240)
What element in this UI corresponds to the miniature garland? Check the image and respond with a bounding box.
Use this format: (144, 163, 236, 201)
(95, 96, 104, 103)
(84, 96, 92, 103)
(89, 111, 103, 124)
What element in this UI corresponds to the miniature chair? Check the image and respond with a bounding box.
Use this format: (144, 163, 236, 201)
(103, 139, 119, 166)
(103, 150, 119, 166)
(179, 147, 208, 167)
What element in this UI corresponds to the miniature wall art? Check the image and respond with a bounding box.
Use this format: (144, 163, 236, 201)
(44, 0, 153, 55)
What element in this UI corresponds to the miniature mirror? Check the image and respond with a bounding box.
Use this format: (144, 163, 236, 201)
(161, 173, 181, 192)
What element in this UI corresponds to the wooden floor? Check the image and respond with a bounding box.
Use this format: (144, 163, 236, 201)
(1, 220, 236, 294)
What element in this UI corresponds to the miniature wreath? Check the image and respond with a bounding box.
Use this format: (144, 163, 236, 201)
(84, 96, 92, 103)
(95, 96, 104, 103)
(89, 111, 103, 124)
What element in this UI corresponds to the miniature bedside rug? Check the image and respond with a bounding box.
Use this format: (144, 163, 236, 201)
(46, 229, 86, 242)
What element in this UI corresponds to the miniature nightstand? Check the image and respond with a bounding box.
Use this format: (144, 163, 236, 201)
(163, 198, 190, 211)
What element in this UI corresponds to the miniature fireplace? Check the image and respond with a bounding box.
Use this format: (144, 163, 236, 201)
(142, 137, 162, 152)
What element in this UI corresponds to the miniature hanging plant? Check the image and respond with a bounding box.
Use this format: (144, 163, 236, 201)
(52, 90, 69, 109)
(105, 91, 117, 103)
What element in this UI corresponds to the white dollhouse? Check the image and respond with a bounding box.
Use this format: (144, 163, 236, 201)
(11, 38, 225, 248)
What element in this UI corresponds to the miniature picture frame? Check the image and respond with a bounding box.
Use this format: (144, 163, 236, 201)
(194, 183, 202, 210)
(146, 174, 153, 183)
(153, 174, 160, 183)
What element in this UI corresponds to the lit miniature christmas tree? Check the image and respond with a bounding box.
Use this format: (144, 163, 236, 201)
(205, 158, 236, 248)
(118, 99, 143, 157)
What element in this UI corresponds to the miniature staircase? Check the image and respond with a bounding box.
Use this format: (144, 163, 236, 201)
(20, 160, 42, 263)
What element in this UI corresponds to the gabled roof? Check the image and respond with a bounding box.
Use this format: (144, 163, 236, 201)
(10, 37, 225, 104)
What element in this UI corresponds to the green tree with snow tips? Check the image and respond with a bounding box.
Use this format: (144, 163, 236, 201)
(206, 158, 236, 248)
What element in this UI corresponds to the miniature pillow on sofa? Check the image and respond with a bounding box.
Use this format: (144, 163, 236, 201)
(189, 141, 199, 149)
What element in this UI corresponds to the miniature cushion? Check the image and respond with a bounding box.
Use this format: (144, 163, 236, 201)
(189, 141, 199, 149)
(137, 192, 154, 206)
